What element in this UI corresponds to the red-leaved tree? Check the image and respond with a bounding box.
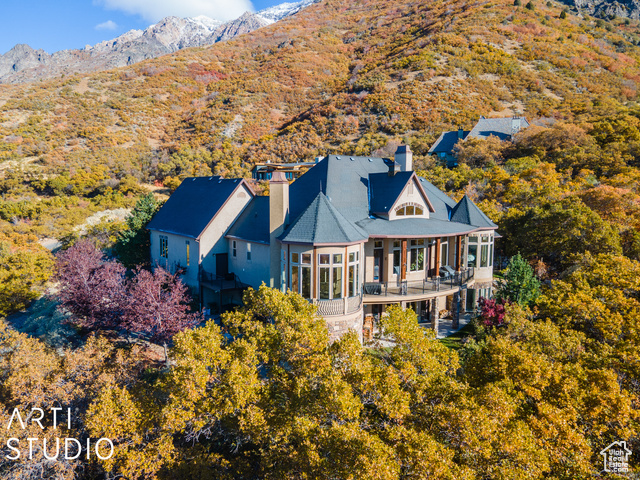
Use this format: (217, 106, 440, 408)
(122, 267, 202, 365)
(55, 240, 126, 331)
(478, 297, 507, 328)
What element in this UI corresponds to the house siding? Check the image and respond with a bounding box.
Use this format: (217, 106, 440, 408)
(228, 238, 270, 289)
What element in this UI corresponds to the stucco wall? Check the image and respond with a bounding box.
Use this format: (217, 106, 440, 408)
(228, 238, 270, 289)
(149, 231, 200, 289)
(198, 183, 253, 275)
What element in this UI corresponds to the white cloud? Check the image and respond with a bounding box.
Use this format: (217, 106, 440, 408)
(95, 20, 119, 30)
(95, 0, 254, 23)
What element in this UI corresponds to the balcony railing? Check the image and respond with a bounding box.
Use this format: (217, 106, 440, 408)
(315, 295, 363, 317)
(199, 269, 246, 291)
(363, 267, 474, 298)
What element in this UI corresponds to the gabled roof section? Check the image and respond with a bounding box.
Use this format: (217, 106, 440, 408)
(468, 116, 529, 141)
(450, 195, 497, 229)
(280, 192, 368, 245)
(369, 171, 412, 214)
(226, 196, 270, 244)
(369, 171, 435, 215)
(147, 177, 252, 239)
(428, 130, 469, 155)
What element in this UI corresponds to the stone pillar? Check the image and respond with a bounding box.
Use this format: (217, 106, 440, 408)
(430, 297, 440, 334)
(452, 291, 460, 329)
(460, 289, 467, 315)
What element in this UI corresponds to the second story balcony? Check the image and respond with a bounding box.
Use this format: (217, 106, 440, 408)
(313, 295, 363, 317)
(363, 267, 474, 303)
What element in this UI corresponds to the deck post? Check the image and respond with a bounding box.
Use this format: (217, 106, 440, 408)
(401, 239, 407, 281)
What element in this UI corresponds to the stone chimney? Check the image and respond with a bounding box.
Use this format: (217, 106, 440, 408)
(269, 171, 289, 290)
(394, 145, 413, 172)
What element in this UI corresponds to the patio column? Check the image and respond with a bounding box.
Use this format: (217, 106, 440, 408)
(431, 297, 440, 334)
(460, 288, 467, 315)
(401, 239, 407, 281)
(435, 238, 441, 275)
(456, 235, 462, 272)
(452, 290, 460, 329)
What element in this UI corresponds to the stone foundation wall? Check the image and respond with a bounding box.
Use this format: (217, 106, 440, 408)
(325, 309, 364, 343)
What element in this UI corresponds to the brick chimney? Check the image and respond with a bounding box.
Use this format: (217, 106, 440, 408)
(269, 171, 289, 290)
(394, 145, 413, 172)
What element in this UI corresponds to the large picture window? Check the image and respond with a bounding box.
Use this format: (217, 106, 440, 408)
(393, 240, 401, 275)
(318, 253, 344, 300)
(440, 240, 448, 267)
(409, 239, 425, 272)
(467, 234, 494, 268)
(291, 252, 312, 298)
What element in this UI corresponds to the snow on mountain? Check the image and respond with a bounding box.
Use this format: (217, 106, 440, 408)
(0, 0, 318, 84)
(256, 0, 319, 24)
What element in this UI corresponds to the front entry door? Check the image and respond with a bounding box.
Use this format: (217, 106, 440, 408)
(216, 253, 228, 277)
(374, 248, 384, 282)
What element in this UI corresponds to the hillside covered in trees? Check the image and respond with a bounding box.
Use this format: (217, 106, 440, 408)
(0, 0, 639, 477)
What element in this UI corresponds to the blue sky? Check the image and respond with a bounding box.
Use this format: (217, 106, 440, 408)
(0, 0, 281, 55)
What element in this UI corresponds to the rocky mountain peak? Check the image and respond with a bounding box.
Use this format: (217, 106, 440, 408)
(0, 0, 318, 84)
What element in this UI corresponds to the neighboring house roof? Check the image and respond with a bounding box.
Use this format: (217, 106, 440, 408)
(428, 130, 469, 155)
(467, 116, 529, 141)
(449, 195, 497, 229)
(226, 196, 270, 244)
(279, 192, 368, 245)
(428, 116, 529, 156)
(147, 176, 251, 239)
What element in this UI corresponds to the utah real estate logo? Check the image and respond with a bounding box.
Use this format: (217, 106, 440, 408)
(600, 440, 632, 475)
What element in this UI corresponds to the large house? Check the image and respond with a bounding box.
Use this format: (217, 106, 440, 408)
(147, 146, 497, 341)
(429, 116, 529, 167)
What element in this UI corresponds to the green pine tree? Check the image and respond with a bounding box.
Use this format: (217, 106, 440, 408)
(114, 193, 161, 269)
(495, 253, 541, 306)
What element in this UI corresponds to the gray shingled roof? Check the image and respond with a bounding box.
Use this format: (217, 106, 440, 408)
(356, 217, 486, 237)
(369, 171, 414, 214)
(226, 155, 497, 245)
(279, 192, 368, 245)
(467, 116, 529, 141)
(226, 196, 270, 244)
(449, 195, 497, 229)
(147, 177, 248, 239)
(427, 130, 469, 155)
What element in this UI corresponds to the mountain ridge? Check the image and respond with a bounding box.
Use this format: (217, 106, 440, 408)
(0, 0, 317, 84)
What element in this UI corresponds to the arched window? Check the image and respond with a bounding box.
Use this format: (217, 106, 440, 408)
(395, 203, 424, 216)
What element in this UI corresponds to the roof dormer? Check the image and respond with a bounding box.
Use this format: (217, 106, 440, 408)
(368, 170, 434, 219)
